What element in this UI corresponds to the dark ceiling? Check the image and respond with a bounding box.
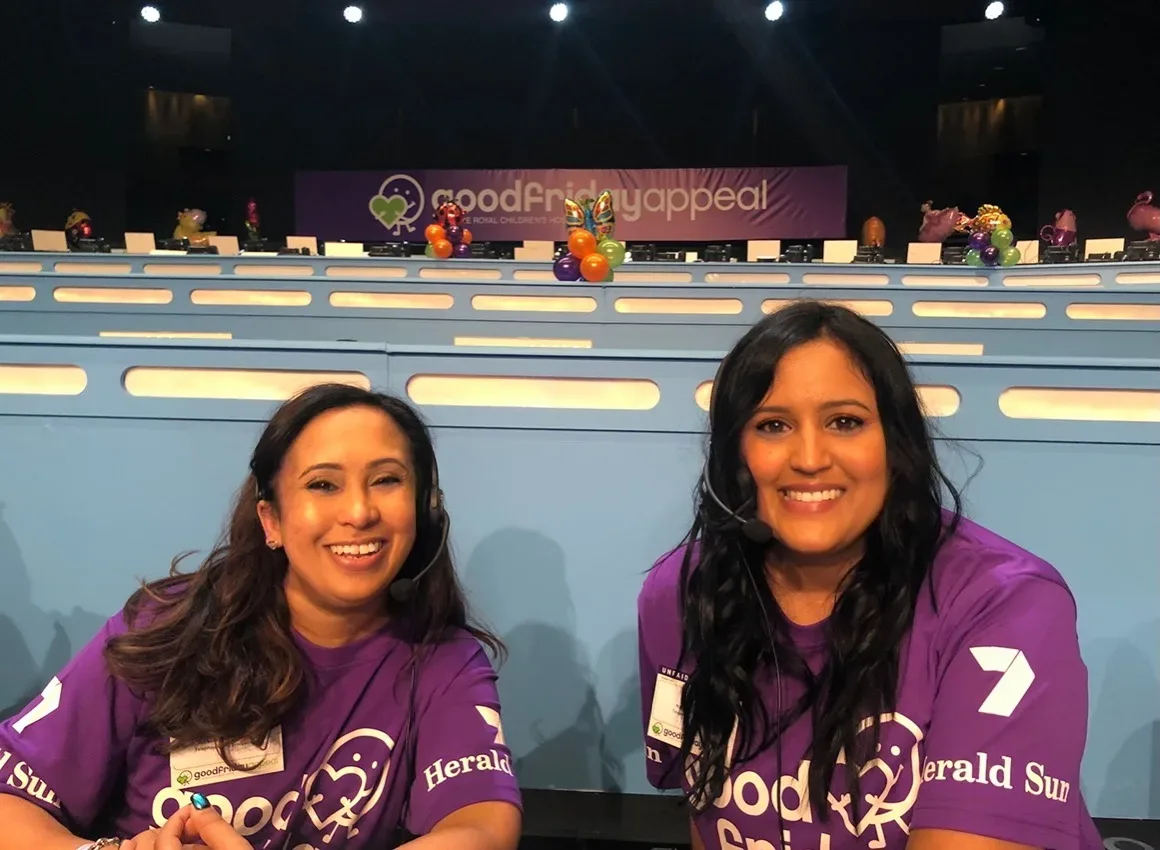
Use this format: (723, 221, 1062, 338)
(115, 0, 1054, 28)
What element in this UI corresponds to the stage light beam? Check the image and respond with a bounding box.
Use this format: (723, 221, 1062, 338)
(985, 1, 1005, 19)
(765, 2, 785, 22)
(140, 5, 161, 23)
(549, 3, 569, 22)
(343, 5, 363, 23)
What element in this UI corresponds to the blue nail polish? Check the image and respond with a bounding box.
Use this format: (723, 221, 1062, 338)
(191, 792, 210, 811)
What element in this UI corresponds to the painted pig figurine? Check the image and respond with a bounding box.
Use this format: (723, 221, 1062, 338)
(1127, 192, 1160, 240)
(918, 201, 965, 243)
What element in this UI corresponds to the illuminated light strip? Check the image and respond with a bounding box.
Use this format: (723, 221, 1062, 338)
(406, 375, 659, 410)
(453, 336, 593, 349)
(999, 388, 1160, 422)
(0, 365, 87, 395)
(122, 368, 369, 400)
(100, 332, 233, 339)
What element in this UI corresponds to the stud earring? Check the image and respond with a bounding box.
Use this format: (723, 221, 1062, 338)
(267, 539, 281, 550)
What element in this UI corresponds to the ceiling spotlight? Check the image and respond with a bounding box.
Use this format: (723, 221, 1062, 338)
(549, 3, 569, 22)
(764, 1, 785, 21)
(140, 5, 161, 23)
(984, 1, 1005, 19)
(343, 5, 363, 23)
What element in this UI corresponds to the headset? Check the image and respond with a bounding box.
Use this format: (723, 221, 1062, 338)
(386, 656, 421, 848)
(388, 453, 449, 603)
(273, 457, 446, 848)
(699, 462, 774, 545)
(257, 453, 449, 604)
(696, 461, 786, 845)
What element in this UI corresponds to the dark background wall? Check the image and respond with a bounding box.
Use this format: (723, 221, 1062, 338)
(0, 0, 1154, 245)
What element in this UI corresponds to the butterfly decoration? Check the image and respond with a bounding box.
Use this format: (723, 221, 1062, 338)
(563, 197, 588, 233)
(564, 191, 617, 242)
(591, 190, 616, 241)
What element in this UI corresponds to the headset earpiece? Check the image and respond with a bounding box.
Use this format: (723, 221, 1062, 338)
(427, 455, 445, 529)
(389, 455, 449, 603)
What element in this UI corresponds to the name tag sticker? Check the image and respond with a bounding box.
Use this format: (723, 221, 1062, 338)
(170, 726, 285, 789)
(647, 672, 685, 747)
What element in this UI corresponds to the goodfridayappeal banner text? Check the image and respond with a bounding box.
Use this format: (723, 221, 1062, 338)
(294, 167, 847, 242)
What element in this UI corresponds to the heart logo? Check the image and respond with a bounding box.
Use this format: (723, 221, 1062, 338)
(301, 728, 395, 843)
(370, 194, 408, 228)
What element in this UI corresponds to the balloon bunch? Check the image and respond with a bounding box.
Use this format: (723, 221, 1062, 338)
(553, 190, 626, 282)
(245, 198, 261, 242)
(174, 208, 213, 245)
(65, 209, 94, 247)
(424, 200, 474, 260)
(0, 202, 15, 237)
(964, 204, 1020, 267)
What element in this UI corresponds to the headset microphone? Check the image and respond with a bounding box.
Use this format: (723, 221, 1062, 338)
(389, 506, 450, 602)
(699, 465, 775, 545)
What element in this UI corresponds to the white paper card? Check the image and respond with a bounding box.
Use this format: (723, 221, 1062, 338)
(170, 726, 285, 789)
(647, 671, 686, 747)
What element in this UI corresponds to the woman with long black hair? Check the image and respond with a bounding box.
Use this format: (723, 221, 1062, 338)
(639, 301, 1100, 850)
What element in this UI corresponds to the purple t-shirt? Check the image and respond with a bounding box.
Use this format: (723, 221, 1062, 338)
(0, 613, 521, 847)
(638, 516, 1103, 850)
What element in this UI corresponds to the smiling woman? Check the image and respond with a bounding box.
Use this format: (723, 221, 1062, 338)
(638, 301, 1103, 850)
(0, 384, 522, 850)
(254, 402, 424, 646)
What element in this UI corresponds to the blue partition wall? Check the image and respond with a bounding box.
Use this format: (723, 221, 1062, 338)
(0, 336, 1157, 825)
(1, 253, 1159, 358)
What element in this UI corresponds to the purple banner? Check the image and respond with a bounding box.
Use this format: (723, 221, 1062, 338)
(294, 168, 847, 243)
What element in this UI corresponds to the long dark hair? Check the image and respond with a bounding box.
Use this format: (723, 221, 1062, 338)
(673, 301, 961, 816)
(104, 383, 502, 766)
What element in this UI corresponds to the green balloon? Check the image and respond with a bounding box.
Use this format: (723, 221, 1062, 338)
(965, 249, 984, 267)
(424, 243, 436, 258)
(990, 228, 1014, 250)
(1000, 245, 1021, 266)
(598, 238, 626, 269)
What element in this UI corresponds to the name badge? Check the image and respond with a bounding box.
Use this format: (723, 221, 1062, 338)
(647, 672, 686, 747)
(170, 726, 285, 789)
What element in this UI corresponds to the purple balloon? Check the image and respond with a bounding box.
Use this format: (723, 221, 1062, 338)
(553, 254, 582, 281)
(968, 231, 990, 251)
(446, 225, 464, 244)
(981, 245, 1000, 266)
(453, 242, 472, 259)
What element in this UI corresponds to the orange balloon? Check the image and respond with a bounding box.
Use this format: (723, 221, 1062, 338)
(580, 253, 610, 282)
(432, 239, 453, 259)
(568, 229, 598, 259)
(425, 224, 446, 243)
(461, 228, 473, 245)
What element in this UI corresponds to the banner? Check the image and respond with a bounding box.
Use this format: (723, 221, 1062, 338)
(294, 167, 847, 243)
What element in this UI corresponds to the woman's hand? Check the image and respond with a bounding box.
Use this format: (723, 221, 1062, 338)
(119, 803, 251, 850)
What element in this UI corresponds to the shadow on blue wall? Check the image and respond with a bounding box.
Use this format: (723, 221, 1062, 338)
(1085, 631, 1160, 817)
(462, 528, 642, 793)
(0, 506, 106, 719)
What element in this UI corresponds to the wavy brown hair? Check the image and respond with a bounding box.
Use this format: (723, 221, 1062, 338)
(103, 383, 503, 768)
